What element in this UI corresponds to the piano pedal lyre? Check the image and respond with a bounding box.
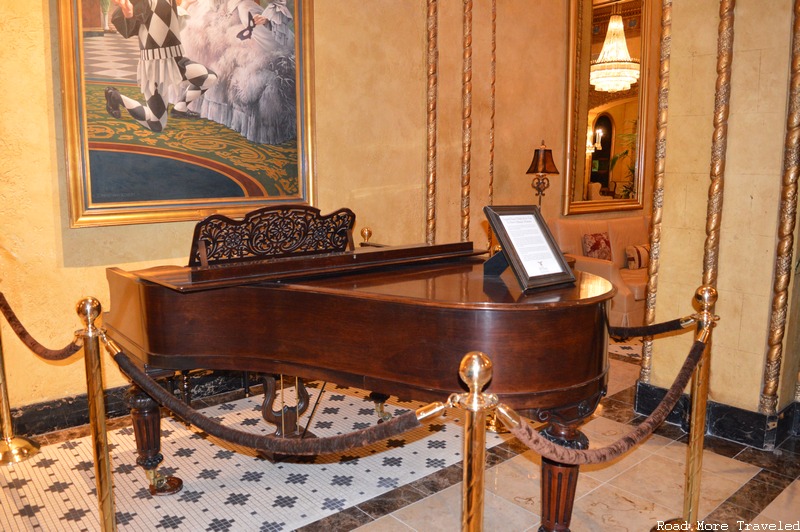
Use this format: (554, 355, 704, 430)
(258, 374, 315, 461)
(368, 392, 392, 423)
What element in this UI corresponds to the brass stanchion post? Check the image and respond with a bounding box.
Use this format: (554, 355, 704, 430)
(0, 324, 40, 464)
(653, 286, 718, 531)
(76, 297, 117, 531)
(449, 352, 498, 532)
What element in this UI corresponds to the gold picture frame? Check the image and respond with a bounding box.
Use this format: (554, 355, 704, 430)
(57, 0, 315, 227)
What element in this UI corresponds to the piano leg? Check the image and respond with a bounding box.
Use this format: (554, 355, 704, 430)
(538, 423, 589, 532)
(127, 385, 183, 496)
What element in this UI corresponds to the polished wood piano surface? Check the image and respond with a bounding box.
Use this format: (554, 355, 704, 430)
(104, 240, 614, 531)
(105, 244, 614, 417)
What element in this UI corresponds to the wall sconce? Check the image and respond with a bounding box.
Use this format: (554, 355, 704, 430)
(586, 128, 603, 154)
(526, 140, 559, 208)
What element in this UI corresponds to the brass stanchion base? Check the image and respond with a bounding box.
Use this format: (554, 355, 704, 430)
(0, 436, 40, 464)
(652, 518, 697, 531)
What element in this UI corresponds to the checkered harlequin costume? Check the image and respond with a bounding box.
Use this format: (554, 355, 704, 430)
(109, 0, 217, 131)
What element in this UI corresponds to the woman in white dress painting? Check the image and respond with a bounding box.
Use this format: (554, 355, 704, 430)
(180, 0, 296, 145)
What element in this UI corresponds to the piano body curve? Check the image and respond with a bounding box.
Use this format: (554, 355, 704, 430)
(104, 248, 615, 531)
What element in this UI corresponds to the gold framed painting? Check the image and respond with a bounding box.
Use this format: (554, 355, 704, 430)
(57, 0, 315, 227)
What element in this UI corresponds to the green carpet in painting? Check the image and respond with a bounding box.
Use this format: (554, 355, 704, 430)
(84, 82, 300, 202)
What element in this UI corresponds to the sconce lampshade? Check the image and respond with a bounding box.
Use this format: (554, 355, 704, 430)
(526, 141, 559, 208)
(526, 142, 559, 176)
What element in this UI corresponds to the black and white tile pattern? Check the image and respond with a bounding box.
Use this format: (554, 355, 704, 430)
(0, 384, 507, 531)
(608, 337, 642, 360)
(82, 32, 139, 83)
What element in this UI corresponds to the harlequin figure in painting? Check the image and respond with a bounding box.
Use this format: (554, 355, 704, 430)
(104, 0, 218, 132)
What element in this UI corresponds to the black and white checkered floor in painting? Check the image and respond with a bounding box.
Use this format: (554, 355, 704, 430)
(0, 385, 508, 531)
(82, 32, 139, 83)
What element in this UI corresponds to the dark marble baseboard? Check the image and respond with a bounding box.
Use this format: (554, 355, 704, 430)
(11, 370, 249, 437)
(635, 381, 799, 450)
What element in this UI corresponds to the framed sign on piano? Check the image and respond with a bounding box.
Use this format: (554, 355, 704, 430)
(484, 205, 576, 291)
(57, 0, 314, 227)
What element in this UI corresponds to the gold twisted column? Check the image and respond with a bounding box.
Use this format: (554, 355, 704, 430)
(486, 0, 496, 251)
(449, 352, 497, 532)
(682, 1, 734, 525)
(642, 0, 673, 383)
(460, 0, 473, 242)
(703, 0, 735, 290)
(426, 0, 438, 244)
(760, 0, 800, 415)
(0, 324, 40, 464)
(76, 297, 117, 532)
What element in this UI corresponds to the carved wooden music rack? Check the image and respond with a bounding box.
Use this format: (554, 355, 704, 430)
(188, 205, 357, 268)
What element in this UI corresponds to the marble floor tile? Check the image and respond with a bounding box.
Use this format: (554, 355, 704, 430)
(606, 359, 642, 397)
(608, 453, 751, 518)
(655, 440, 761, 484)
(583, 415, 675, 453)
(385, 484, 539, 531)
(756, 478, 800, 522)
(570, 484, 677, 531)
(734, 446, 800, 479)
(353, 514, 415, 531)
(582, 445, 658, 484)
(483, 449, 602, 515)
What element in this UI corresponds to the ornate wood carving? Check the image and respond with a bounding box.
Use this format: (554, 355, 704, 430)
(188, 205, 355, 267)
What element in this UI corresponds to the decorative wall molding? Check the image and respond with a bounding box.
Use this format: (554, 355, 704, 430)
(761, 0, 800, 415)
(641, 0, 672, 383)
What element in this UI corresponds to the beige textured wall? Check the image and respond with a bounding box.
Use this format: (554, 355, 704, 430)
(1, 1, 565, 409)
(652, 0, 796, 412)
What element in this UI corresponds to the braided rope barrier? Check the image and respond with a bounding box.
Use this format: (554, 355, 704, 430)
(496, 338, 706, 466)
(0, 288, 706, 467)
(109, 342, 430, 456)
(0, 293, 82, 360)
(608, 316, 694, 340)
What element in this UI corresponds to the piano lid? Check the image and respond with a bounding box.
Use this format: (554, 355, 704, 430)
(135, 242, 483, 292)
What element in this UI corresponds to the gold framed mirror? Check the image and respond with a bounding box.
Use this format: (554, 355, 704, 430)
(563, 0, 656, 215)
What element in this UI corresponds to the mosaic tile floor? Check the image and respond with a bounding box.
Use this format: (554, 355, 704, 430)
(0, 385, 508, 531)
(607, 337, 642, 360)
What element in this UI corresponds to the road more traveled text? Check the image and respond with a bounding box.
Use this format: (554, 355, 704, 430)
(655, 522, 800, 531)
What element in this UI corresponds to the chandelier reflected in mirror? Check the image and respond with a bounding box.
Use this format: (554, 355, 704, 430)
(590, 8, 640, 93)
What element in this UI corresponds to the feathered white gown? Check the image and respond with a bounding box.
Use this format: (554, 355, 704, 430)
(181, 0, 296, 145)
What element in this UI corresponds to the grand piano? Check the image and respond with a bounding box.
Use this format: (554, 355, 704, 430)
(103, 205, 614, 532)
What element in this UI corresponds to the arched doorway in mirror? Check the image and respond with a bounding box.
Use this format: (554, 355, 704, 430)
(587, 113, 613, 199)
